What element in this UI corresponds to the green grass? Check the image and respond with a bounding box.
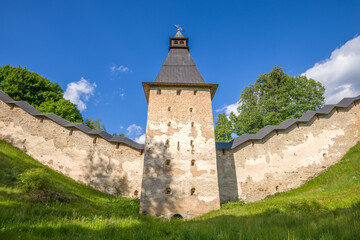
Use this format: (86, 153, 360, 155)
(0, 139, 359, 239)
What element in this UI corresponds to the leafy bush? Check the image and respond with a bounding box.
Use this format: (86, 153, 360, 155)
(17, 168, 53, 193)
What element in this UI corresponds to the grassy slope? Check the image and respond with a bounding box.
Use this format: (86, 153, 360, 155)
(0, 139, 359, 240)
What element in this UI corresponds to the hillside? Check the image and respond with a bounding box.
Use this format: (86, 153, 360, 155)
(0, 139, 359, 239)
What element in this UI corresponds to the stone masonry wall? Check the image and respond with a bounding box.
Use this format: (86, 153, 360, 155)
(140, 86, 220, 217)
(217, 101, 360, 203)
(0, 100, 144, 198)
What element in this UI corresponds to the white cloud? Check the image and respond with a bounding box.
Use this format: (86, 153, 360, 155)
(63, 77, 96, 111)
(126, 124, 143, 136)
(215, 102, 240, 115)
(303, 36, 360, 104)
(111, 65, 131, 73)
(134, 134, 146, 144)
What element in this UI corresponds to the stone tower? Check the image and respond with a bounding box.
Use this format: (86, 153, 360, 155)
(140, 30, 220, 218)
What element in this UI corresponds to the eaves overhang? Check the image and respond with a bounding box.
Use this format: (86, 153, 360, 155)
(142, 82, 219, 103)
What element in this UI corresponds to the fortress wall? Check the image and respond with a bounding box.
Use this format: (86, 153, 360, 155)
(219, 101, 360, 203)
(0, 100, 144, 197)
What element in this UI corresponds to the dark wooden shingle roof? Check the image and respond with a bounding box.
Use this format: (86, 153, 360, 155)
(155, 49, 205, 84)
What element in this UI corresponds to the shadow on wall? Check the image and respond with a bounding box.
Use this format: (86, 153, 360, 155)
(217, 149, 239, 203)
(84, 143, 132, 197)
(139, 138, 176, 217)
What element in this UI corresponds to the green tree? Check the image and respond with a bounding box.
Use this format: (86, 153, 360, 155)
(37, 99, 83, 123)
(214, 113, 233, 142)
(215, 67, 325, 141)
(84, 118, 106, 131)
(233, 67, 325, 135)
(0, 65, 83, 123)
(112, 133, 125, 137)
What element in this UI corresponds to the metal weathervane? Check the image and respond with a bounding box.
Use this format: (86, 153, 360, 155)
(174, 24, 185, 32)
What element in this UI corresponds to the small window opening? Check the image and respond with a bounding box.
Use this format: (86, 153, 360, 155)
(69, 129, 74, 136)
(177, 142, 180, 151)
(157, 89, 161, 95)
(174, 40, 178, 44)
(40, 117, 44, 123)
(316, 115, 319, 120)
(222, 149, 225, 155)
(168, 122, 171, 127)
(165, 187, 171, 194)
(191, 122, 194, 127)
(134, 190, 138, 197)
(172, 214, 183, 219)
(190, 140, 194, 146)
(165, 140, 170, 148)
(189, 108, 193, 112)
(140, 150, 144, 155)
(10, 105, 15, 110)
(168, 106, 172, 111)
(165, 159, 171, 166)
(296, 123, 299, 128)
(191, 188, 196, 195)
(177, 89, 181, 95)
(336, 108, 339, 113)
(179, 40, 184, 44)
(191, 159, 195, 166)
(275, 130, 279, 136)
(93, 137, 97, 144)
(116, 143, 120, 149)
(193, 90, 197, 95)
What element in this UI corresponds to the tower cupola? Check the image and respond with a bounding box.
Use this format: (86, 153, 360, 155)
(169, 29, 189, 51)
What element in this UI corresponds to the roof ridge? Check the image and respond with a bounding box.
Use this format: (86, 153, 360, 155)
(215, 95, 360, 149)
(0, 90, 144, 150)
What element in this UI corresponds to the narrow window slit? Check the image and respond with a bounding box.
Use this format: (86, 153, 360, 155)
(191, 188, 196, 195)
(177, 142, 180, 151)
(165, 159, 171, 166)
(193, 90, 197, 95)
(191, 122, 194, 127)
(222, 149, 225, 155)
(168, 122, 171, 127)
(191, 159, 195, 166)
(157, 89, 161, 94)
(176, 89, 181, 95)
(69, 129, 74, 136)
(93, 137, 97, 144)
(168, 106, 172, 111)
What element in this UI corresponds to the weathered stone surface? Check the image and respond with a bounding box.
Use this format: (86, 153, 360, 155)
(140, 86, 221, 217)
(1, 90, 359, 216)
(0, 100, 143, 198)
(217, 102, 360, 203)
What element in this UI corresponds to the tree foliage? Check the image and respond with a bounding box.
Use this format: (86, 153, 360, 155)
(84, 118, 106, 131)
(214, 113, 233, 142)
(215, 67, 325, 141)
(0, 65, 83, 123)
(112, 132, 125, 137)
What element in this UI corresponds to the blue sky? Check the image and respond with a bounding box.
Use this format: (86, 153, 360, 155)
(1, 0, 360, 143)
